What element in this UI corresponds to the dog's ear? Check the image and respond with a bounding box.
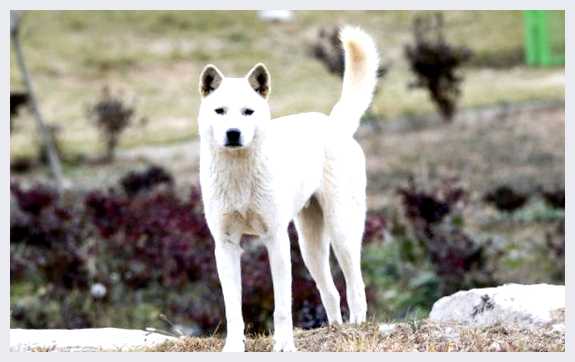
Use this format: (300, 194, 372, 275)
(199, 64, 224, 97)
(245, 63, 271, 99)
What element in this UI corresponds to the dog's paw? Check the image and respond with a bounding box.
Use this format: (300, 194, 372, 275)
(348, 313, 367, 325)
(348, 303, 367, 325)
(222, 338, 245, 352)
(272, 339, 297, 352)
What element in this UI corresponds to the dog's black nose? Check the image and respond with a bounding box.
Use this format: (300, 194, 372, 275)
(225, 129, 242, 147)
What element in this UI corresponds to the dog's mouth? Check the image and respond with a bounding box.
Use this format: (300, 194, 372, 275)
(224, 141, 243, 148)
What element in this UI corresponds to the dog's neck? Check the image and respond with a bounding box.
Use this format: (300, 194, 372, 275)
(203, 132, 268, 186)
(202, 133, 270, 214)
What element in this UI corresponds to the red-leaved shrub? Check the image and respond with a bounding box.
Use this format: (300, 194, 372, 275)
(11, 170, 385, 333)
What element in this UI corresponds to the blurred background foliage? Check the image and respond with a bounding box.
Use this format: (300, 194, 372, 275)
(10, 11, 564, 159)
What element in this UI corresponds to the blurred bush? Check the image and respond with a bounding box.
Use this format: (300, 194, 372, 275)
(10, 170, 563, 332)
(10, 167, 385, 334)
(397, 177, 497, 295)
(86, 87, 136, 163)
(405, 13, 472, 121)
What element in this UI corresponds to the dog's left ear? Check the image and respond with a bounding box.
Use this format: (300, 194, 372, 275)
(246, 63, 271, 99)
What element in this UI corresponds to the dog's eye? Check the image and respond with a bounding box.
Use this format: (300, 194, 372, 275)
(242, 108, 254, 116)
(214, 107, 226, 115)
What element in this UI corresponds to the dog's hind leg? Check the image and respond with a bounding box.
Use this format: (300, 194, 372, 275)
(322, 192, 368, 325)
(295, 196, 343, 325)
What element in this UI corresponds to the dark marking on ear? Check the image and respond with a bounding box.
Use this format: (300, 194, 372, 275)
(246, 63, 271, 98)
(199, 65, 223, 97)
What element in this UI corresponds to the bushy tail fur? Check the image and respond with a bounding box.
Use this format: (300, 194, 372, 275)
(329, 26, 380, 135)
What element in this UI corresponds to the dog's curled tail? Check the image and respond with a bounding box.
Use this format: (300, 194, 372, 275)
(329, 26, 380, 135)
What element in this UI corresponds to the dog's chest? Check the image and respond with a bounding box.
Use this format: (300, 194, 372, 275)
(207, 159, 272, 236)
(217, 189, 270, 237)
(222, 209, 268, 236)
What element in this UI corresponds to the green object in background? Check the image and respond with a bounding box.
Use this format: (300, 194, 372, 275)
(523, 10, 565, 66)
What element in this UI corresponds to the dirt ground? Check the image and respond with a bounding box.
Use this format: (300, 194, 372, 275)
(360, 102, 565, 210)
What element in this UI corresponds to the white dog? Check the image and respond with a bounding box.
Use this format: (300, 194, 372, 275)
(197, 26, 380, 352)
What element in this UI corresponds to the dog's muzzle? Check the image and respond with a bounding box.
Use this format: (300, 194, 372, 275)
(225, 129, 242, 147)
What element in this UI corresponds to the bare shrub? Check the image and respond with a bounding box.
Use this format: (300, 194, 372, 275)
(404, 13, 472, 121)
(87, 87, 135, 162)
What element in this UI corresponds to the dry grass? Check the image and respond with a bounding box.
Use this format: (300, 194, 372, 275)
(143, 320, 565, 352)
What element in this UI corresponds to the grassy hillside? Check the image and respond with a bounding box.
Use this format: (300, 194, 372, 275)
(10, 11, 564, 159)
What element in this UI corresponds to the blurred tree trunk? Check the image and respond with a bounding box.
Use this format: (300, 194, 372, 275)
(105, 134, 118, 163)
(11, 11, 65, 190)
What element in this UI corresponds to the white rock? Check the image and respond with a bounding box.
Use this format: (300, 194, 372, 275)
(10, 328, 178, 352)
(90, 283, 107, 299)
(429, 283, 565, 328)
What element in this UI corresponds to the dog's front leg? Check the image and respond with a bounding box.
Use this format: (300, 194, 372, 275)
(266, 231, 297, 352)
(214, 233, 245, 352)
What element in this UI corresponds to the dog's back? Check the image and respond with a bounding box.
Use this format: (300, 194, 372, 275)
(260, 26, 380, 216)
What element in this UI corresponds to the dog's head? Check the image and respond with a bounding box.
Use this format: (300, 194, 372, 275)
(197, 63, 271, 150)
